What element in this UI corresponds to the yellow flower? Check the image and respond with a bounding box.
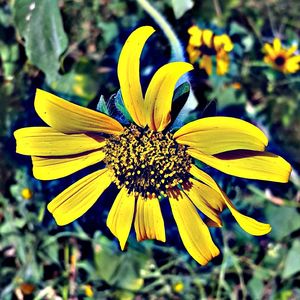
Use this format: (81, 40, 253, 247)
(187, 25, 234, 75)
(173, 281, 184, 293)
(263, 38, 300, 73)
(14, 26, 291, 265)
(21, 187, 33, 200)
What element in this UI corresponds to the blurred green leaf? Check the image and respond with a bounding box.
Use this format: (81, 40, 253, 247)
(248, 276, 264, 300)
(266, 205, 300, 240)
(282, 240, 300, 279)
(13, 0, 68, 83)
(94, 236, 146, 291)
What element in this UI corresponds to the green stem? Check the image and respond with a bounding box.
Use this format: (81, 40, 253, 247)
(136, 0, 184, 61)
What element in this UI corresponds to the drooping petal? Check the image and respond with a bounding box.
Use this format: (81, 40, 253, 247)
(144, 62, 193, 131)
(32, 150, 105, 180)
(117, 26, 155, 127)
(216, 51, 230, 75)
(14, 127, 105, 156)
(187, 45, 200, 64)
(168, 190, 220, 265)
(106, 187, 135, 250)
(183, 178, 224, 227)
(35, 89, 123, 135)
(47, 169, 113, 225)
(174, 117, 268, 154)
(134, 195, 166, 242)
(200, 55, 212, 75)
(188, 148, 291, 183)
(189, 164, 272, 235)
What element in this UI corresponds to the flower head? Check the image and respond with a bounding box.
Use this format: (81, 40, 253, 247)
(187, 25, 234, 75)
(263, 38, 300, 73)
(14, 26, 291, 265)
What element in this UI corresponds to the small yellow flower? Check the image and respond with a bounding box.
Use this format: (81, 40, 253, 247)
(21, 187, 33, 200)
(263, 38, 300, 73)
(173, 281, 184, 293)
(14, 26, 291, 265)
(187, 25, 234, 75)
(83, 284, 94, 297)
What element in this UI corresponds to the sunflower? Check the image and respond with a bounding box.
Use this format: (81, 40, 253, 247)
(263, 38, 300, 73)
(14, 26, 291, 265)
(187, 25, 234, 75)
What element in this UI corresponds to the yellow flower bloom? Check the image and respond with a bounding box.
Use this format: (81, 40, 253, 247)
(263, 38, 300, 73)
(187, 25, 234, 75)
(14, 26, 291, 265)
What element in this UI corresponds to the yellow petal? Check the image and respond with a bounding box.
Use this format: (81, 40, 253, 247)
(214, 35, 234, 52)
(35, 89, 123, 135)
(187, 45, 200, 64)
(144, 62, 193, 131)
(188, 148, 291, 183)
(189, 164, 272, 235)
(32, 150, 105, 180)
(273, 38, 281, 53)
(216, 52, 230, 75)
(117, 26, 155, 127)
(221, 35, 234, 52)
(202, 29, 213, 47)
(188, 26, 202, 47)
(263, 43, 275, 58)
(287, 55, 300, 64)
(134, 195, 166, 242)
(183, 178, 224, 227)
(174, 117, 268, 154)
(14, 127, 105, 156)
(286, 44, 298, 57)
(47, 169, 112, 225)
(168, 190, 220, 265)
(285, 58, 300, 73)
(106, 188, 135, 250)
(188, 25, 202, 36)
(200, 55, 212, 75)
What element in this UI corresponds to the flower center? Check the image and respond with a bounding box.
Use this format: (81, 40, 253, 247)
(199, 45, 217, 56)
(104, 124, 192, 198)
(274, 55, 286, 66)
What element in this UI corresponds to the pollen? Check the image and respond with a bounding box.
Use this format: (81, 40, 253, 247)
(104, 124, 192, 197)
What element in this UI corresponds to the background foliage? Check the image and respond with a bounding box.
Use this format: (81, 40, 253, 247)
(1, 0, 300, 299)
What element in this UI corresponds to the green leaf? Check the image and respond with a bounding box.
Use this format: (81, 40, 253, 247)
(248, 276, 264, 300)
(265, 205, 300, 240)
(171, 0, 194, 19)
(97, 95, 110, 115)
(114, 90, 133, 123)
(229, 22, 249, 35)
(13, 0, 68, 83)
(282, 240, 300, 279)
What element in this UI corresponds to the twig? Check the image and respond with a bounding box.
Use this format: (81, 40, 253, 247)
(212, 0, 222, 19)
